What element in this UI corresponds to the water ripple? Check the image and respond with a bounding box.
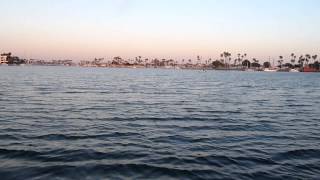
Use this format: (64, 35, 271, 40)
(0, 67, 320, 179)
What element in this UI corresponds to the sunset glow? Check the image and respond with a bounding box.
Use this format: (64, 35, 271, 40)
(1, 0, 320, 61)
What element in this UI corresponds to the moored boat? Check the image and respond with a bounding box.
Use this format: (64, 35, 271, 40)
(264, 68, 277, 72)
(303, 67, 318, 72)
(289, 69, 299, 72)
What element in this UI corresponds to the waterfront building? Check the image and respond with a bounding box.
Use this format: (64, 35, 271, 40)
(1, 52, 25, 65)
(0, 53, 10, 64)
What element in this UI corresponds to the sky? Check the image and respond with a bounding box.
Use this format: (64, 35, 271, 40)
(0, 0, 320, 61)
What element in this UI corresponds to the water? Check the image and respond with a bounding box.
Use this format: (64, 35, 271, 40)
(0, 66, 320, 179)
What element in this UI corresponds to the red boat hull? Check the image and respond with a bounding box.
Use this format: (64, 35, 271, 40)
(303, 67, 318, 72)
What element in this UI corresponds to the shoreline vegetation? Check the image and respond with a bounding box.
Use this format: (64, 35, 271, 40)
(1, 52, 319, 72)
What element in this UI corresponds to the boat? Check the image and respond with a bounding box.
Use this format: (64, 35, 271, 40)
(289, 69, 299, 72)
(264, 68, 277, 72)
(303, 67, 318, 72)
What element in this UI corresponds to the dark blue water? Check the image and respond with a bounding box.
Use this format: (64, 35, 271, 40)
(0, 66, 320, 179)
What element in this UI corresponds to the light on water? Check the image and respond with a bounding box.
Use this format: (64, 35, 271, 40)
(0, 66, 319, 179)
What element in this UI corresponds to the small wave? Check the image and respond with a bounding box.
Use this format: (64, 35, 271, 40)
(273, 149, 320, 161)
(0, 148, 42, 159)
(287, 104, 313, 107)
(0, 163, 219, 179)
(0, 128, 28, 132)
(26, 132, 142, 141)
(0, 148, 149, 162)
(232, 156, 277, 166)
(64, 91, 88, 94)
(108, 117, 220, 122)
(150, 135, 194, 144)
(0, 134, 20, 140)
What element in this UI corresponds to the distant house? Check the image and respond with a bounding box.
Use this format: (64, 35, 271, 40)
(0, 53, 10, 64)
(0, 52, 25, 65)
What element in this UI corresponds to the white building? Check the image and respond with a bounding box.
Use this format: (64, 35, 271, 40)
(0, 53, 10, 64)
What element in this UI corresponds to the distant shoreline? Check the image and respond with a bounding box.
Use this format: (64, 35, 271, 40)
(1, 64, 320, 73)
(1, 52, 319, 72)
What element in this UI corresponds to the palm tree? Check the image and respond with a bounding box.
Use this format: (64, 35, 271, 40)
(113, 56, 123, 65)
(196, 55, 202, 66)
(234, 58, 237, 66)
(312, 55, 318, 64)
(291, 53, 295, 59)
(154, 58, 160, 67)
(305, 54, 311, 65)
(221, 52, 231, 68)
(240, 55, 244, 66)
(237, 53, 241, 66)
(161, 59, 166, 66)
(290, 53, 296, 67)
(239, 53, 247, 67)
(220, 53, 224, 64)
(298, 55, 304, 68)
(243, 53, 247, 62)
(278, 56, 284, 68)
(145, 58, 149, 66)
(135, 56, 142, 64)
